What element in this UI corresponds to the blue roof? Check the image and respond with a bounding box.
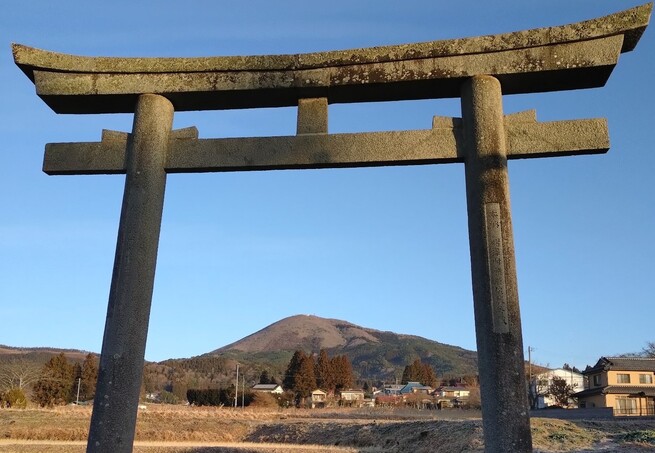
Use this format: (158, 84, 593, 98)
(400, 382, 431, 394)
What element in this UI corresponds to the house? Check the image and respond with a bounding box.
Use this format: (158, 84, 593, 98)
(311, 389, 327, 408)
(399, 382, 433, 395)
(382, 384, 404, 395)
(433, 386, 471, 399)
(251, 384, 284, 394)
(575, 357, 655, 416)
(339, 389, 365, 406)
(532, 368, 584, 408)
(433, 386, 470, 408)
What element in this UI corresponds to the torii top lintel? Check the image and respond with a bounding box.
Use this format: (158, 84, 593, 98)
(13, 3, 652, 114)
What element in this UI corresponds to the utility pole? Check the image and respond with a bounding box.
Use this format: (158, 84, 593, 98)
(528, 346, 533, 383)
(76, 377, 82, 404)
(241, 374, 245, 408)
(528, 346, 534, 409)
(234, 363, 239, 408)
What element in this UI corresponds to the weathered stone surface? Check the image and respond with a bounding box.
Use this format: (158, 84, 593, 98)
(13, 4, 650, 73)
(504, 112, 609, 158)
(42, 113, 608, 175)
(86, 94, 173, 453)
(462, 75, 532, 452)
(12, 3, 651, 113)
(297, 98, 328, 134)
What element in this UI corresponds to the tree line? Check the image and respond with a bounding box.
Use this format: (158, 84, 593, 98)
(185, 349, 356, 408)
(283, 349, 354, 403)
(186, 387, 253, 407)
(1, 348, 484, 409)
(0, 352, 97, 408)
(400, 358, 438, 387)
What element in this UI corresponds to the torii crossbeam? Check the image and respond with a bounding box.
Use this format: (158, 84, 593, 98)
(13, 3, 651, 453)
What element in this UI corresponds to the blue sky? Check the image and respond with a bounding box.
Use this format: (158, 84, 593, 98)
(1, 0, 653, 372)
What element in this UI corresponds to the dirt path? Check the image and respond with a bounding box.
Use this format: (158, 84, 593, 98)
(0, 439, 356, 452)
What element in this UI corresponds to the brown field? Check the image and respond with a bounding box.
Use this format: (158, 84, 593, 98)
(1, 405, 655, 452)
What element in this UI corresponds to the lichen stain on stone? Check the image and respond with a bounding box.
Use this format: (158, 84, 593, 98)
(331, 66, 386, 85)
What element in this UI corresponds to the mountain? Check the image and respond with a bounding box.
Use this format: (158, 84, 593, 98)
(205, 315, 478, 382)
(1, 316, 479, 387)
(0, 344, 94, 364)
(216, 315, 382, 353)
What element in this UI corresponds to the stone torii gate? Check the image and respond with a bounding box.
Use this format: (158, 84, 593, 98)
(13, 4, 651, 452)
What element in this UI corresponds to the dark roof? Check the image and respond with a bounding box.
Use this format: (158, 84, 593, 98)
(252, 384, 281, 390)
(576, 385, 655, 398)
(574, 387, 604, 398)
(583, 357, 655, 374)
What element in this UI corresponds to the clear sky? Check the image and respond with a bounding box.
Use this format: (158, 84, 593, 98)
(1, 0, 653, 372)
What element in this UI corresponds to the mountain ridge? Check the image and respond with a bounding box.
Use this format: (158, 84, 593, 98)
(1, 316, 479, 383)
(207, 314, 478, 381)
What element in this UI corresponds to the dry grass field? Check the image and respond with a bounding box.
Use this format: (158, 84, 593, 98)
(1, 405, 655, 452)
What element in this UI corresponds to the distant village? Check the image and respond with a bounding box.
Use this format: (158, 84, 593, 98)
(245, 356, 655, 417)
(2, 347, 655, 418)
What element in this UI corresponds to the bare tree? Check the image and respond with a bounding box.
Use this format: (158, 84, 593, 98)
(528, 374, 551, 410)
(0, 358, 41, 392)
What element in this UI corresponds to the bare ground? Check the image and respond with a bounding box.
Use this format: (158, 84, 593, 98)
(1, 405, 654, 452)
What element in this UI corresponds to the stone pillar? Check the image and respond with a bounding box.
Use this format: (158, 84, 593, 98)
(297, 97, 328, 134)
(87, 94, 173, 453)
(461, 75, 532, 452)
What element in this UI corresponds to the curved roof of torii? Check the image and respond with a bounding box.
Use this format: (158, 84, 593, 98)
(12, 3, 652, 114)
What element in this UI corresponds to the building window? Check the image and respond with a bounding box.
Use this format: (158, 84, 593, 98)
(593, 375, 601, 386)
(639, 374, 653, 384)
(617, 374, 631, 384)
(615, 397, 637, 415)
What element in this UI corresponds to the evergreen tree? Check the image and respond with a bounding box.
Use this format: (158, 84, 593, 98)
(332, 355, 354, 391)
(315, 349, 333, 391)
(342, 356, 354, 389)
(401, 360, 418, 384)
(32, 353, 75, 407)
(80, 353, 98, 401)
(283, 350, 306, 391)
(330, 356, 341, 389)
(401, 359, 437, 387)
(259, 369, 271, 385)
(418, 361, 437, 387)
(283, 350, 317, 405)
(294, 353, 316, 399)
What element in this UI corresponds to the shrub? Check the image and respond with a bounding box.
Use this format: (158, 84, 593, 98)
(249, 391, 278, 408)
(159, 390, 179, 404)
(277, 390, 296, 408)
(621, 431, 655, 445)
(187, 388, 233, 406)
(2, 388, 28, 409)
(187, 388, 222, 406)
